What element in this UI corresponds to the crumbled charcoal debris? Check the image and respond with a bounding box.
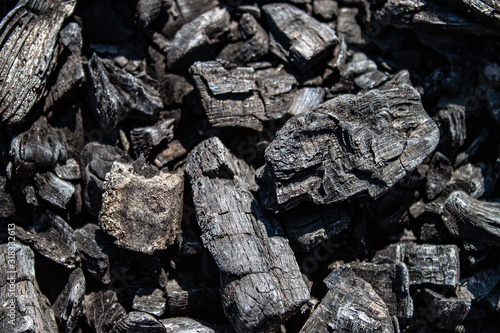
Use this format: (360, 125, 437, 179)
(1, 1, 500, 332)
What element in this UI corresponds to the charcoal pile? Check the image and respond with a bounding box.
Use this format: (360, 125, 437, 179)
(1, 0, 500, 332)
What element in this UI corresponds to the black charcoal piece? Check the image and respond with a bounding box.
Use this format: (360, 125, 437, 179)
(373, 243, 460, 287)
(166, 7, 231, 70)
(112, 311, 167, 333)
(83, 290, 127, 333)
(160, 74, 193, 106)
(166, 279, 221, 316)
(130, 118, 175, 158)
(460, 268, 500, 300)
(336, 7, 369, 48)
(0, 175, 15, 218)
(436, 104, 467, 153)
(160, 317, 230, 333)
(54, 158, 81, 180)
(288, 87, 325, 116)
(153, 140, 188, 168)
(185, 137, 309, 332)
(451, 0, 500, 26)
(442, 191, 500, 245)
(132, 288, 166, 317)
(301, 266, 395, 333)
(419, 288, 471, 330)
(354, 70, 389, 90)
(17, 210, 78, 268)
(426, 152, 453, 200)
(34, 172, 75, 209)
(347, 262, 413, 318)
(87, 54, 164, 130)
(99, 162, 184, 254)
(256, 68, 298, 119)
(80, 143, 131, 216)
(9, 117, 68, 178)
(136, 0, 163, 28)
(263, 3, 338, 72)
(53, 268, 86, 333)
(0, 243, 58, 332)
(0, 0, 77, 124)
(259, 77, 439, 211)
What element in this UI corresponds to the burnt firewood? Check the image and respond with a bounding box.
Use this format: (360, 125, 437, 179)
(166, 7, 231, 70)
(166, 279, 221, 316)
(55, 158, 81, 180)
(17, 210, 78, 268)
(9, 117, 68, 178)
(263, 3, 338, 72)
(258, 76, 439, 211)
(443, 191, 500, 246)
(347, 262, 413, 318)
(99, 161, 184, 254)
(0, 175, 15, 218)
(83, 290, 127, 333)
(301, 266, 395, 333)
(373, 243, 460, 287)
(132, 288, 166, 317)
(87, 54, 164, 130)
(0, 0, 77, 124)
(112, 311, 167, 333)
(185, 137, 309, 332)
(0, 243, 58, 332)
(53, 268, 86, 333)
(80, 143, 131, 216)
(426, 152, 453, 200)
(160, 317, 232, 333)
(34, 172, 75, 209)
(130, 118, 175, 158)
(418, 288, 471, 330)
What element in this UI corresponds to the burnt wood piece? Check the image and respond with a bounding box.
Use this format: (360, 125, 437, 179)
(288, 87, 325, 116)
(185, 137, 309, 332)
(9, 117, 68, 178)
(373, 243, 460, 287)
(336, 7, 369, 48)
(87, 54, 164, 130)
(130, 118, 175, 158)
(442, 191, 500, 246)
(258, 76, 439, 212)
(16, 210, 78, 268)
(166, 7, 231, 70)
(53, 268, 86, 333)
(153, 140, 188, 168)
(132, 288, 166, 317)
(418, 288, 471, 330)
(165, 279, 222, 316)
(136, 0, 163, 29)
(301, 266, 395, 333)
(160, 74, 193, 106)
(80, 143, 131, 216)
(0, 0, 77, 124)
(347, 262, 413, 318)
(160, 317, 232, 333)
(277, 203, 350, 252)
(83, 290, 127, 333)
(55, 158, 81, 180)
(112, 312, 167, 333)
(34, 172, 75, 209)
(262, 3, 338, 72)
(99, 162, 184, 254)
(426, 152, 453, 201)
(436, 104, 466, 155)
(0, 243, 58, 332)
(0, 175, 15, 218)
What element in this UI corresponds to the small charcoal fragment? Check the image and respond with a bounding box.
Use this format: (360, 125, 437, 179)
(112, 311, 167, 333)
(166, 279, 221, 316)
(136, 0, 163, 28)
(83, 290, 127, 333)
(0, 175, 15, 218)
(419, 288, 471, 330)
(436, 104, 467, 154)
(54, 158, 81, 180)
(52, 268, 86, 333)
(301, 266, 395, 333)
(288, 87, 325, 116)
(153, 140, 188, 168)
(99, 162, 183, 254)
(160, 317, 231, 333)
(132, 288, 166, 317)
(336, 8, 369, 48)
(34, 172, 75, 209)
(426, 152, 453, 200)
(130, 118, 175, 158)
(313, 0, 339, 20)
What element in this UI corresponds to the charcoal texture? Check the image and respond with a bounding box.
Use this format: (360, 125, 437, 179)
(52, 268, 86, 333)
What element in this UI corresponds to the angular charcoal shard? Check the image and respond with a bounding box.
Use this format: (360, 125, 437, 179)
(336, 8, 369, 48)
(83, 289, 127, 333)
(130, 118, 175, 158)
(373, 243, 460, 287)
(442, 191, 500, 246)
(16, 210, 79, 268)
(288, 87, 325, 116)
(160, 317, 231, 333)
(185, 137, 309, 332)
(132, 288, 166, 317)
(256, 67, 298, 119)
(263, 3, 338, 72)
(0, 0, 77, 124)
(9, 117, 68, 178)
(54, 158, 81, 180)
(112, 311, 167, 333)
(347, 262, 413, 318)
(301, 266, 395, 333)
(99, 162, 184, 254)
(449, 0, 500, 26)
(136, 0, 163, 28)
(0, 243, 58, 332)
(436, 104, 467, 155)
(166, 278, 222, 316)
(52, 268, 86, 333)
(418, 288, 471, 330)
(34, 172, 75, 209)
(259, 76, 439, 211)
(426, 152, 453, 201)
(166, 7, 231, 70)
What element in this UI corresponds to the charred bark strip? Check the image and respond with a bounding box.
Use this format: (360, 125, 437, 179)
(185, 137, 309, 332)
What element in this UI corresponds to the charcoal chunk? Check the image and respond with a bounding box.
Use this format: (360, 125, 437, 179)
(132, 288, 166, 317)
(336, 7, 369, 48)
(130, 118, 175, 159)
(83, 290, 127, 333)
(426, 152, 453, 200)
(0, 175, 15, 218)
(263, 3, 338, 72)
(54, 158, 81, 180)
(112, 311, 167, 333)
(52, 268, 86, 333)
(160, 317, 231, 333)
(419, 288, 471, 330)
(34, 172, 75, 209)
(185, 137, 309, 332)
(288, 87, 325, 116)
(460, 268, 500, 300)
(166, 278, 221, 316)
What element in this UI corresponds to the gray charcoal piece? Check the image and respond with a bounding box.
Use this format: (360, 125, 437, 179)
(9, 117, 68, 178)
(313, 0, 339, 20)
(34, 172, 75, 209)
(442, 191, 500, 245)
(52, 268, 86, 333)
(449, 0, 500, 26)
(135, 0, 163, 28)
(373, 243, 460, 287)
(83, 290, 127, 333)
(419, 288, 471, 330)
(288, 87, 325, 116)
(132, 288, 166, 317)
(263, 3, 338, 72)
(185, 137, 309, 332)
(354, 70, 389, 90)
(426, 152, 453, 201)
(167, 7, 231, 70)
(17, 210, 79, 268)
(0, 0, 77, 124)
(160, 317, 232, 333)
(166, 279, 221, 316)
(154, 140, 188, 168)
(0, 175, 15, 218)
(112, 311, 167, 333)
(347, 262, 413, 318)
(0, 243, 58, 333)
(301, 266, 395, 333)
(460, 268, 500, 300)
(55, 158, 82, 180)
(258, 76, 439, 212)
(130, 118, 175, 158)
(336, 7, 369, 48)
(436, 104, 466, 152)
(99, 162, 184, 254)
(256, 68, 298, 119)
